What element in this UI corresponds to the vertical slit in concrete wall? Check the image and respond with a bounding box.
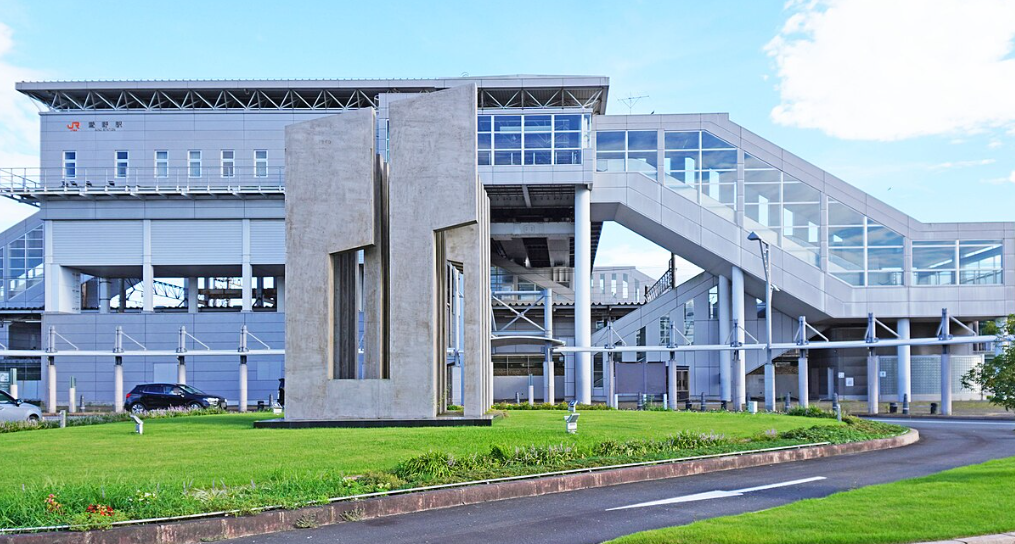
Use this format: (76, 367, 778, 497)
(332, 249, 359, 379)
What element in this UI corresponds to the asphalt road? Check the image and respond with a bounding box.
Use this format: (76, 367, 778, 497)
(228, 419, 1015, 544)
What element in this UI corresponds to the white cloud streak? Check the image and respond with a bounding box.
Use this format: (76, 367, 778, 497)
(766, 0, 1015, 141)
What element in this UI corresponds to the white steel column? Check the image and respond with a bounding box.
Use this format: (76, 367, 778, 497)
(867, 349, 880, 414)
(574, 186, 592, 404)
(142, 219, 153, 313)
(718, 275, 731, 402)
(667, 356, 678, 410)
(543, 289, 554, 404)
(241, 219, 252, 312)
(798, 350, 809, 408)
(98, 278, 111, 314)
(275, 276, 285, 312)
(764, 363, 776, 411)
(731, 266, 746, 410)
(897, 318, 911, 403)
(187, 277, 199, 313)
(941, 312, 952, 415)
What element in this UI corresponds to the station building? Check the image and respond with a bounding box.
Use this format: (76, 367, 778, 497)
(0, 75, 1011, 410)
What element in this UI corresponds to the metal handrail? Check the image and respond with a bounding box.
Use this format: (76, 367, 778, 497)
(644, 268, 674, 303)
(0, 166, 286, 195)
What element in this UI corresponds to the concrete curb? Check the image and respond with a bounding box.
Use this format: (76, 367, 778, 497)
(920, 533, 1015, 544)
(861, 414, 1014, 422)
(1, 429, 919, 544)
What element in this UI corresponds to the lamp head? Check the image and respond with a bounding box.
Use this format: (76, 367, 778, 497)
(747, 231, 761, 242)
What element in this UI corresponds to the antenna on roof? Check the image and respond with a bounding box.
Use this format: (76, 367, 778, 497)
(620, 94, 649, 115)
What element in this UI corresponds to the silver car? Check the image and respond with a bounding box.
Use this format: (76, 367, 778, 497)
(0, 390, 42, 422)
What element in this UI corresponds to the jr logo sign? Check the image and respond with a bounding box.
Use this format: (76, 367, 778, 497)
(66, 121, 80, 131)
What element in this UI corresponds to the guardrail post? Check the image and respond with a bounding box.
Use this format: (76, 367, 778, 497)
(177, 326, 187, 385)
(69, 376, 77, 413)
(114, 326, 124, 413)
(9, 368, 17, 399)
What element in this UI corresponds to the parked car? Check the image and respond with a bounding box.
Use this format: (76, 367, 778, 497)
(0, 390, 42, 422)
(124, 384, 227, 413)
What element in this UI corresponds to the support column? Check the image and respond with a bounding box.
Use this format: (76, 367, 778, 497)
(98, 278, 111, 314)
(118, 279, 127, 313)
(667, 356, 678, 410)
(47, 357, 56, 414)
(867, 348, 879, 414)
(798, 350, 809, 408)
(275, 276, 286, 312)
(827, 367, 835, 398)
(606, 352, 615, 408)
(731, 266, 746, 410)
(239, 355, 248, 412)
(718, 275, 731, 402)
(897, 318, 911, 403)
(764, 363, 776, 412)
(143, 219, 153, 313)
(177, 326, 187, 385)
(574, 186, 592, 404)
(242, 219, 253, 313)
(114, 358, 123, 412)
(543, 289, 554, 404)
(187, 277, 199, 313)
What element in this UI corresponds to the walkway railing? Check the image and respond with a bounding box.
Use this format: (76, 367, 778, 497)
(0, 166, 286, 197)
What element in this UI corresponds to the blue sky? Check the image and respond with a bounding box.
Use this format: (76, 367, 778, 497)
(0, 0, 1013, 278)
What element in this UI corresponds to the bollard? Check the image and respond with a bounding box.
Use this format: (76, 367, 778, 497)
(748, 400, 758, 414)
(721, 400, 728, 411)
(59, 410, 67, 428)
(835, 402, 842, 422)
(663, 393, 668, 410)
(238, 355, 248, 413)
(784, 392, 791, 412)
(9, 368, 17, 399)
(131, 414, 143, 435)
(832, 393, 840, 415)
(528, 384, 534, 406)
(637, 394, 645, 411)
(69, 377, 77, 413)
(79, 395, 85, 413)
(515, 391, 521, 405)
(257, 400, 265, 412)
(889, 402, 898, 414)
(684, 400, 693, 411)
(930, 402, 938, 415)
(902, 394, 910, 415)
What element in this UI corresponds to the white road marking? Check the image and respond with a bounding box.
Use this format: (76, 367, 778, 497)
(607, 476, 826, 511)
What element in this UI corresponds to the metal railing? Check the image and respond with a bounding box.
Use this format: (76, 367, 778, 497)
(644, 268, 674, 303)
(0, 166, 286, 196)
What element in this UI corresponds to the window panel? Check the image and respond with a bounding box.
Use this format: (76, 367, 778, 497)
(745, 183, 781, 205)
(744, 169, 781, 183)
(701, 131, 734, 149)
(867, 224, 904, 246)
(595, 151, 625, 172)
(554, 132, 581, 149)
(828, 202, 864, 225)
(523, 150, 552, 165)
(596, 131, 626, 151)
(494, 133, 522, 149)
(700, 150, 737, 170)
(477, 151, 491, 166)
(744, 153, 772, 169)
(664, 151, 698, 172)
(914, 246, 955, 270)
(554, 114, 582, 131)
(554, 150, 581, 164)
(493, 116, 521, 133)
(627, 151, 657, 173)
(627, 131, 657, 150)
(829, 226, 864, 247)
(494, 151, 522, 166)
(477, 115, 492, 132)
(914, 271, 955, 286)
(782, 181, 820, 202)
(523, 115, 552, 131)
(477, 133, 491, 150)
(664, 131, 699, 150)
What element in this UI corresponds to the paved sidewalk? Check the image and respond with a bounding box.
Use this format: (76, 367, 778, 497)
(923, 534, 1015, 544)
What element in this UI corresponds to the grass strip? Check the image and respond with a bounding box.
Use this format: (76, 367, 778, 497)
(608, 454, 1015, 544)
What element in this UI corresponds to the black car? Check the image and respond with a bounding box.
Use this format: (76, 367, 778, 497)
(124, 383, 227, 413)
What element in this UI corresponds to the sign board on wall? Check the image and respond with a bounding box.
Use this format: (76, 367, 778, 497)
(845, 377, 854, 387)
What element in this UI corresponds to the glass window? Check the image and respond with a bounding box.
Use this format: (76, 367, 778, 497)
(744, 153, 771, 169)
(867, 224, 904, 246)
(478, 133, 491, 150)
(636, 327, 646, 363)
(493, 116, 522, 133)
(868, 247, 904, 286)
(664, 151, 698, 173)
(554, 114, 582, 131)
(155, 150, 168, 178)
(664, 131, 698, 150)
(700, 150, 737, 170)
(627, 131, 657, 150)
(554, 150, 581, 165)
(494, 133, 522, 150)
(221, 150, 234, 178)
(659, 316, 671, 346)
(254, 150, 268, 177)
(477, 115, 492, 132)
(596, 151, 625, 172)
(554, 132, 581, 149)
(683, 299, 695, 344)
(524, 132, 552, 149)
(828, 201, 864, 226)
(115, 150, 128, 178)
(596, 131, 625, 151)
(959, 241, 1003, 284)
(494, 150, 522, 166)
(188, 150, 202, 178)
(708, 285, 719, 319)
(523, 115, 552, 131)
(523, 150, 552, 165)
(830, 248, 865, 286)
(63, 151, 76, 178)
(701, 132, 734, 149)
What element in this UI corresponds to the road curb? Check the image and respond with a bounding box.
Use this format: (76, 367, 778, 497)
(1, 429, 919, 544)
(862, 414, 1014, 422)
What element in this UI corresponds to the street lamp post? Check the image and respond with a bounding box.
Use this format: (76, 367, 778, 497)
(748, 231, 776, 412)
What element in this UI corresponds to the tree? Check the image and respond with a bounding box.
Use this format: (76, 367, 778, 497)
(962, 315, 1015, 411)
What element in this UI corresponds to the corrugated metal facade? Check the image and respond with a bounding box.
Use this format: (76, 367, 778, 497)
(52, 220, 142, 265)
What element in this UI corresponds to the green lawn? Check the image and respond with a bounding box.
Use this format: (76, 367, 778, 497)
(0, 410, 869, 530)
(609, 455, 1015, 544)
(1, 411, 838, 489)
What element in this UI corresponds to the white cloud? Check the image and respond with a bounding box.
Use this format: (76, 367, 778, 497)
(766, 0, 1015, 141)
(0, 21, 42, 230)
(988, 139, 1003, 149)
(928, 158, 995, 170)
(982, 170, 1015, 185)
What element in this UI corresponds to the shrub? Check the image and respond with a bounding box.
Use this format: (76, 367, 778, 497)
(490, 402, 612, 411)
(0, 406, 227, 434)
(786, 405, 837, 419)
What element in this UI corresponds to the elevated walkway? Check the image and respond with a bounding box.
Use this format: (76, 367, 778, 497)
(589, 114, 1015, 323)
